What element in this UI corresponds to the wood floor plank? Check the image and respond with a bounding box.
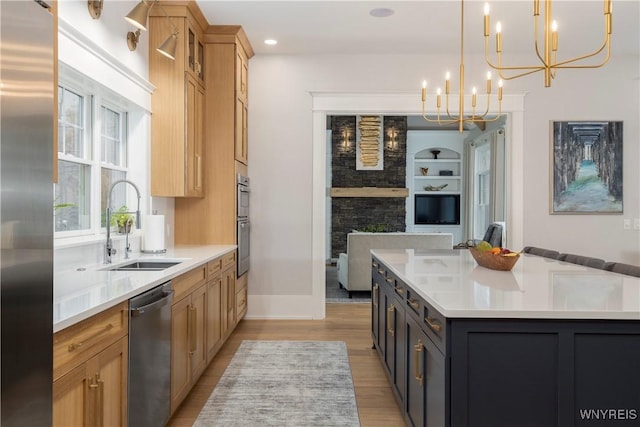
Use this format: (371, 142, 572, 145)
(166, 303, 405, 427)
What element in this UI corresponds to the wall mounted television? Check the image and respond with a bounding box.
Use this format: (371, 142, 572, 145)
(415, 194, 460, 225)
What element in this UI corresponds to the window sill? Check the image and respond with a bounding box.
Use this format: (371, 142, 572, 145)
(54, 231, 141, 250)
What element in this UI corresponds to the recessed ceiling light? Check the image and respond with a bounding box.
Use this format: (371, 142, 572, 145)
(369, 8, 394, 18)
(264, 39, 278, 46)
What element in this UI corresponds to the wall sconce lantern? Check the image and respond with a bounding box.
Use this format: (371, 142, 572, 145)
(387, 128, 398, 150)
(125, 0, 178, 59)
(87, 0, 104, 19)
(341, 128, 352, 152)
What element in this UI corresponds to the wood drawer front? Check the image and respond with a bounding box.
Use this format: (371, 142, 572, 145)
(53, 301, 128, 380)
(235, 286, 247, 318)
(207, 258, 222, 277)
(221, 251, 236, 270)
(173, 265, 207, 302)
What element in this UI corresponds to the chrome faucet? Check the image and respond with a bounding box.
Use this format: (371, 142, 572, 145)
(105, 180, 141, 264)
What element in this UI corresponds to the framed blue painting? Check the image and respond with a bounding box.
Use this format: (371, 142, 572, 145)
(550, 120, 623, 214)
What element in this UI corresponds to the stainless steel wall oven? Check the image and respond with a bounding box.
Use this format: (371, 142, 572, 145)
(237, 175, 250, 276)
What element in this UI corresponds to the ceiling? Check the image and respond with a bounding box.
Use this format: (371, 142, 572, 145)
(196, 1, 639, 56)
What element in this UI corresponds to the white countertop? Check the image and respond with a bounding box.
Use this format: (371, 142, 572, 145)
(371, 249, 640, 320)
(54, 245, 236, 332)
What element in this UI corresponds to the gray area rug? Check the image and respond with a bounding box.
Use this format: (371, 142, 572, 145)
(194, 340, 361, 427)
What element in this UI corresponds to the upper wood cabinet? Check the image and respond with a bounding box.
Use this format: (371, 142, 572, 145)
(207, 26, 253, 166)
(175, 26, 253, 245)
(148, 3, 208, 197)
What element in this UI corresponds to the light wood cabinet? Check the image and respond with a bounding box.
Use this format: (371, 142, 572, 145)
(235, 97, 249, 165)
(149, 3, 207, 197)
(53, 302, 128, 427)
(236, 272, 248, 321)
(235, 48, 249, 164)
(222, 263, 237, 338)
(206, 271, 223, 362)
(175, 26, 254, 245)
(170, 266, 208, 414)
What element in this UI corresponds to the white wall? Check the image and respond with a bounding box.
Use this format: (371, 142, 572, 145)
(248, 46, 640, 317)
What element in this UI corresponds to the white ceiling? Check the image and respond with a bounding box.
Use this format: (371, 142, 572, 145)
(195, 0, 639, 56)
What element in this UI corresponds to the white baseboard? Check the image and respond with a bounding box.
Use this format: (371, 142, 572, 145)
(245, 294, 325, 319)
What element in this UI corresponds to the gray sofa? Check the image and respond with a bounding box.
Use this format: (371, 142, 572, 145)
(337, 232, 454, 297)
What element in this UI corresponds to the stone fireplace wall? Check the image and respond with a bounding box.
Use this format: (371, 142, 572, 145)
(330, 116, 407, 259)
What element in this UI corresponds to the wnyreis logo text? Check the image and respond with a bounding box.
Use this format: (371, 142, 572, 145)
(579, 409, 638, 421)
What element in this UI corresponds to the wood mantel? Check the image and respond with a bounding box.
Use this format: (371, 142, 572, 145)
(330, 187, 409, 198)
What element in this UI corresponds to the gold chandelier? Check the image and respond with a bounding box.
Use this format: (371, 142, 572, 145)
(420, 0, 503, 133)
(483, 0, 612, 87)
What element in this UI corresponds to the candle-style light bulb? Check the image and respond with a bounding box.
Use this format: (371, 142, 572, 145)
(421, 80, 427, 102)
(486, 71, 492, 93)
(496, 22, 502, 53)
(496, 21, 502, 33)
(436, 88, 442, 108)
(472, 87, 477, 108)
(498, 79, 503, 101)
(445, 72, 451, 95)
(551, 20, 558, 51)
(483, 3, 491, 36)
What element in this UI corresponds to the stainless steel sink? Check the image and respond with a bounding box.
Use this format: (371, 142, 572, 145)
(102, 260, 183, 271)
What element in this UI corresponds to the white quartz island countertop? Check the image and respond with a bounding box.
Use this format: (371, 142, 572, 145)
(54, 245, 236, 332)
(371, 249, 640, 320)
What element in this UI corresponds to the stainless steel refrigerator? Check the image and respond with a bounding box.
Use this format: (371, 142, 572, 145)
(1, 1, 54, 425)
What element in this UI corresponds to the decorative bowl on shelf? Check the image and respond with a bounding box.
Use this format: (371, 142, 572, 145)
(420, 167, 429, 176)
(468, 247, 520, 271)
(424, 184, 448, 191)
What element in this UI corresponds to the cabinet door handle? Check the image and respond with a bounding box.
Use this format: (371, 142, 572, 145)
(408, 298, 419, 310)
(189, 305, 197, 355)
(414, 340, 424, 386)
(372, 283, 379, 307)
(196, 154, 202, 189)
(372, 261, 378, 268)
(385, 277, 393, 284)
(387, 305, 395, 337)
(68, 323, 113, 352)
(377, 269, 384, 275)
(97, 374, 104, 427)
(425, 316, 442, 333)
(88, 373, 104, 426)
(394, 286, 404, 296)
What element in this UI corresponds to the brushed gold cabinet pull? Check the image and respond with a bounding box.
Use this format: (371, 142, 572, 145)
(372, 261, 378, 268)
(97, 374, 104, 427)
(196, 154, 202, 189)
(408, 298, 419, 310)
(68, 323, 114, 352)
(385, 277, 393, 284)
(414, 340, 424, 386)
(377, 269, 384, 275)
(387, 305, 395, 337)
(189, 305, 197, 355)
(372, 283, 379, 307)
(425, 316, 442, 333)
(394, 286, 404, 295)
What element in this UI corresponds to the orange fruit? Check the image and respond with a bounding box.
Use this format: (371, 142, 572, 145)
(490, 247, 501, 254)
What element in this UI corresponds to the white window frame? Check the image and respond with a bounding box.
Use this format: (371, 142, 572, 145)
(55, 80, 131, 240)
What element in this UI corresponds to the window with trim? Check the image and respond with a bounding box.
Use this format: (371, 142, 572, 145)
(55, 83, 129, 236)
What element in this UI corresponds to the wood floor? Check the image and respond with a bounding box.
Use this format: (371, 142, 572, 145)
(166, 303, 405, 427)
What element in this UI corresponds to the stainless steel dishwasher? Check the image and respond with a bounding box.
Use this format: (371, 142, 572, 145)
(128, 281, 173, 427)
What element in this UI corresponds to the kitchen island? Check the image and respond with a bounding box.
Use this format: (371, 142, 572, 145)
(371, 249, 640, 427)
